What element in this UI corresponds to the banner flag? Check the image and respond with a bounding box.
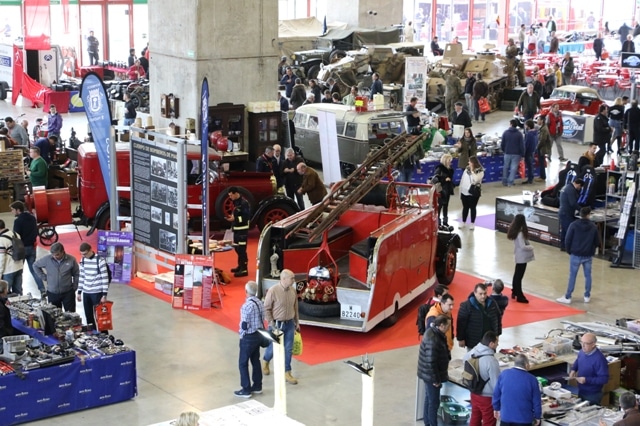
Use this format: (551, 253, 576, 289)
(23, 0, 51, 50)
(81, 73, 113, 199)
(200, 78, 210, 254)
(11, 45, 22, 105)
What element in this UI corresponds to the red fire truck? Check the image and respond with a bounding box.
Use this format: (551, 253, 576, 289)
(256, 133, 460, 332)
(75, 142, 299, 233)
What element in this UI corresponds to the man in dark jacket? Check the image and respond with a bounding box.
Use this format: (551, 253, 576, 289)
(456, 283, 502, 351)
(0, 280, 15, 338)
(558, 178, 584, 251)
(417, 315, 451, 426)
(449, 102, 472, 129)
(624, 100, 640, 153)
(523, 120, 538, 185)
(593, 104, 611, 167)
(501, 119, 525, 187)
(516, 83, 540, 121)
(464, 72, 476, 120)
(10, 201, 45, 297)
(225, 187, 251, 277)
(557, 207, 601, 304)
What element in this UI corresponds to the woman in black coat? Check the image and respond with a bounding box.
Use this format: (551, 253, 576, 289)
(433, 153, 455, 229)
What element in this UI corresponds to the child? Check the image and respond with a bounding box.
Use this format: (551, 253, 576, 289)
(489, 279, 509, 317)
(416, 284, 448, 339)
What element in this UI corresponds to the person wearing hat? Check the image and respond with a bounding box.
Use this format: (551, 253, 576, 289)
(47, 104, 63, 140)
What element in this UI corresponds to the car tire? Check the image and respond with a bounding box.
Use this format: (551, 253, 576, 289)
(298, 300, 340, 318)
(436, 243, 457, 285)
(214, 187, 255, 220)
(307, 65, 320, 82)
(0, 84, 7, 101)
(256, 202, 296, 231)
(96, 204, 131, 230)
(329, 50, 347, 62)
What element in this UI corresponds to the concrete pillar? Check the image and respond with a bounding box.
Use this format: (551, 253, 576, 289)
(148, 0, 278, 131)
(325, 0, 403, 28)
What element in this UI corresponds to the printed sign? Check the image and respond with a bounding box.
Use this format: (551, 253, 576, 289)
(97, 231, 134, 282)
(172, 255, 214, 311)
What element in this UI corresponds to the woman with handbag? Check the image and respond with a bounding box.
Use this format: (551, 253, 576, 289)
(455, 127, 477, 170)
(506, 214, 535, 304)
(433, 154, 455, 230)
(458, 156, 484, 230)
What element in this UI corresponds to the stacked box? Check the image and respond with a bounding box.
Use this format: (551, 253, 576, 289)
(0, 151, 25, 182)
(0, 189, 13, 212)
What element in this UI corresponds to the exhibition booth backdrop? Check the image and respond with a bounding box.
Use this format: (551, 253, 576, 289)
(56, 229, 584, 366)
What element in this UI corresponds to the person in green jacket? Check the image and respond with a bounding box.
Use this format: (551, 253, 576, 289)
(28, 147, 48, 188)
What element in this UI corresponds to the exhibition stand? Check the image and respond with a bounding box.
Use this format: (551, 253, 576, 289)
(561, 111, 595, 145)
(495, 195, 562, 247)
(414, 155, 523, 185)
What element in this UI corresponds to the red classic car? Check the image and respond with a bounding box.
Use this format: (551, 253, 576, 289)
(540, 85, 607, 116)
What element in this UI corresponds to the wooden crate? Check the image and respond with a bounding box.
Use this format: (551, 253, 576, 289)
(0, 150, 25, 182)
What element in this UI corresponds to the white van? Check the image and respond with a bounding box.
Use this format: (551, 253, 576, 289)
(293, 103, 406, 175)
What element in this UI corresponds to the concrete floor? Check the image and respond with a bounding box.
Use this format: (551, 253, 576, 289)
(0, 102, 637, 426)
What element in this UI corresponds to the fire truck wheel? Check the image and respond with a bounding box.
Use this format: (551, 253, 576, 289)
(298, 300, 340, 318)
(0, 84, 7, 101)
(436, 244, 457, 285)
(380, 301, 399, 328)
(256, 202, 296, 231)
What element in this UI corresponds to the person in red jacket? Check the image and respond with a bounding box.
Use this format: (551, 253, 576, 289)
(546, 103, 567, 161)
(128, 59, 146, 80)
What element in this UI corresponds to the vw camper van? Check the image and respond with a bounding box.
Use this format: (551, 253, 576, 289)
(293, 104, 406, 176)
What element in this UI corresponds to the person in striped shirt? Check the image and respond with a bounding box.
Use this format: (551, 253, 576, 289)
(76, 242, 109, 330)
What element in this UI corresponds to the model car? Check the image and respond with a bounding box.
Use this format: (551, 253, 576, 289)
(438, 395, 471, 424)
(539, 85, 606, 116)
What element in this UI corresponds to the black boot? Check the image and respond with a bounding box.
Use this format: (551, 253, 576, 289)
(234, 264, 248, 277)
(230, 266, 241, 273)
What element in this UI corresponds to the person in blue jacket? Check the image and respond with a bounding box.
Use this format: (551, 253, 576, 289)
(523, 119, 538, 185)
(558, 178, 584, 251)
(493, 354, 542, 426)
(569, 332, 609, 405)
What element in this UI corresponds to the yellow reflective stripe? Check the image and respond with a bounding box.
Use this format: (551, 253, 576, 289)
(234, 225, 249, 231)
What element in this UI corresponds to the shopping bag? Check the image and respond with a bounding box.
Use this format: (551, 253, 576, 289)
(94, 301, 114, 332)
(478, 97, 491, 113)
(223, 229, 234, 242)
(518, 159, 526, 179)
(292, 331, 303, 356)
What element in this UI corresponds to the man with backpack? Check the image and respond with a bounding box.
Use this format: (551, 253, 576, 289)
(76, 243, 110, 330)
(426, 293, 455, 351)
(416, 284, 448, 340)
(10, 201, 45, 297)
(0, 219, 24, 295)
(463, 331, 501, 426)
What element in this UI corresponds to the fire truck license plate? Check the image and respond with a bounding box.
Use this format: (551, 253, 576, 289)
(341, 304, 361, 320)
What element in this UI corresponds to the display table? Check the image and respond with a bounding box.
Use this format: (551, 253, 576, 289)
(43, 91, 71, 113)
(544, 41, 594, 54)
(3, 320, 137, 425)
(149, 400, 304, 426)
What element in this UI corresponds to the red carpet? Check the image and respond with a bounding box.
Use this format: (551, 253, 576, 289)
(57, 229, 584, 366)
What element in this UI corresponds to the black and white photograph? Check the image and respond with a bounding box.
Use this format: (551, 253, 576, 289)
(150, 155, 167, 179)
(151, 181, 168, 204)
(167, 186, 178, 208)
(159, 228, 177, 253)
(151, 206, 163, 224)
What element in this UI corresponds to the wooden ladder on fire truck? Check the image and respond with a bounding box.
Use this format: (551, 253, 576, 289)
(286, 131, 427, 242)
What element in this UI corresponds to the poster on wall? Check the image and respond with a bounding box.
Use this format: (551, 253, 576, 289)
(404, 57, 428, 109)
(131, 137, 180, 253)
(415, 379, 471, 424)
(172, 255, 214, 311)
(97, 230, 133, 283)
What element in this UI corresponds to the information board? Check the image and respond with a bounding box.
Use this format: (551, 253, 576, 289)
(97, 230, 134, 283)
(172, 254, 214, 311)
(131, 138, 180, 253)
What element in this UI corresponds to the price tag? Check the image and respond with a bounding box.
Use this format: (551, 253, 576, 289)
(340, 304, 362, 321)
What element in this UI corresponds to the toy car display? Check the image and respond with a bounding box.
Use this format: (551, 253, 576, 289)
(438, 395, 471, 424)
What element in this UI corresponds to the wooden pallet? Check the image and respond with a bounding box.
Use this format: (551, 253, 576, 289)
(0, 150, 25, 182)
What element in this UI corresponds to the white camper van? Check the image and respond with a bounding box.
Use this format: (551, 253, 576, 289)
(293, 103, 406, 176)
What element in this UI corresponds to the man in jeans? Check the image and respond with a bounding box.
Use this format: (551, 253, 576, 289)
(262, 269, 300, 384)
(10, 201, 45, 298)
(500, 119, 524, 187)
(76, 242, 109, 329)
(235, 281, 264, 398)
(34, 243, 80, 312)
(557, 207, 601, 304)
(417, 315, 451, 426)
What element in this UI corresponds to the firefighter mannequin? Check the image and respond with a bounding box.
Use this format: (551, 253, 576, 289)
(225, 187, 250, 277)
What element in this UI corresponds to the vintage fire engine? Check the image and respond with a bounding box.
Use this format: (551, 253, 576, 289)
(256, 132, 461, 332)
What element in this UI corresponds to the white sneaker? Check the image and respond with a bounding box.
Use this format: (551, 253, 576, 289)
(584, 296, 591, 303)
(556, 296, 572, 304)
(469, 223, 475, 230)
(459, 222, 465, 229)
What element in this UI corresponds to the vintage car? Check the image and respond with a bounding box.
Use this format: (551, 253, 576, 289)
(293, 103, 406, 177)
(438, 395, 471, 424)
(539, 85, 606, 116)
(75, 142, 299, 234)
